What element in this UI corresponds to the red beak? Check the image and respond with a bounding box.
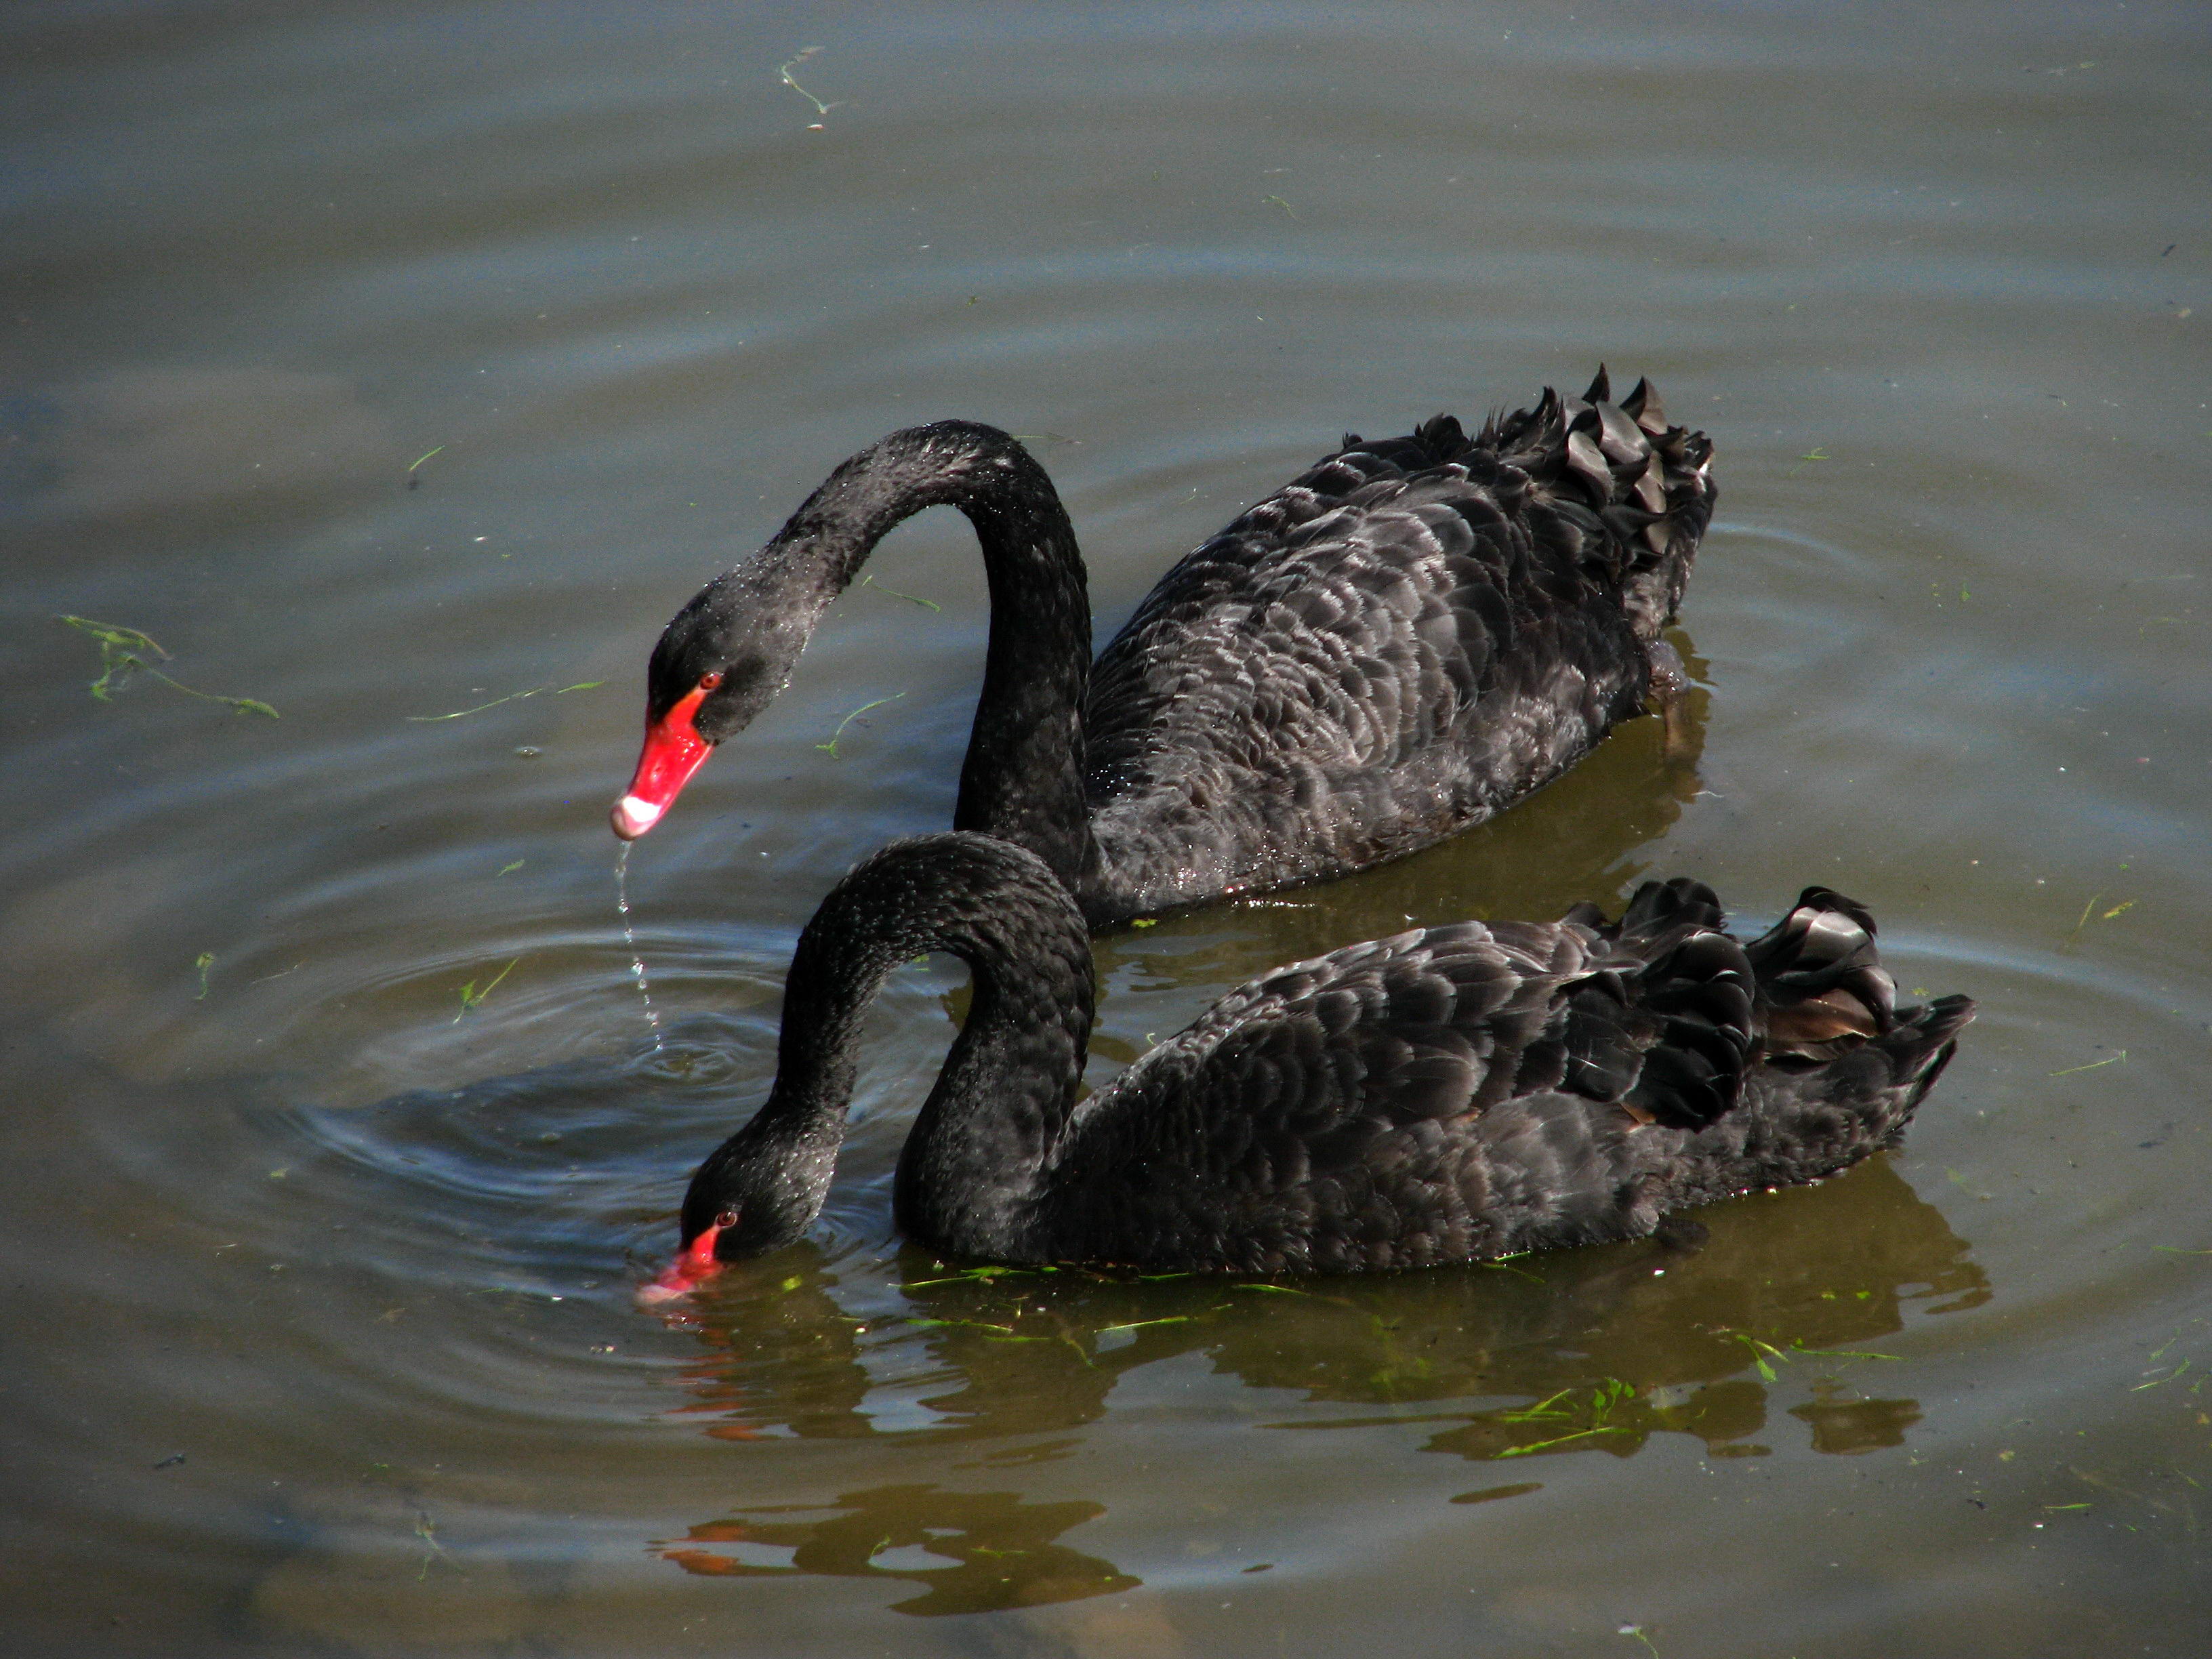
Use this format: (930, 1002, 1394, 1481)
(636, 1219, 728, 1305)
(612, 686, 712, 840)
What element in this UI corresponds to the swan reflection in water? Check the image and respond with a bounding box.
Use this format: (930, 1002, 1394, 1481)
(653, 1486, 1139, 1616)
(650, 1158, 1986, 1614)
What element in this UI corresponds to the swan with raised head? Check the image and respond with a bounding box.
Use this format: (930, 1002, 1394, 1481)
(614, 372, 1715, 926)
(642, 834, 1971, 1296)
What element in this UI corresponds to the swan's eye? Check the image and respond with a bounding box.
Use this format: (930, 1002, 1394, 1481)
(698, 670, 725, 692)
(716, 1208, 740, 1230)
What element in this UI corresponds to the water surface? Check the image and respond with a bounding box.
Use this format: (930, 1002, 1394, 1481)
(3, 2, 2209, 1654)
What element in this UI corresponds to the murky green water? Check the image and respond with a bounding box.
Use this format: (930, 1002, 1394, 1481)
(4, 3, 2208, 1654)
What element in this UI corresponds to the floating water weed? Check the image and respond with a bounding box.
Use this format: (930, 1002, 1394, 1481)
(2132, 1361, 2192, 1391)
(58, 615, 279, 718)
(816, 693, 905, 758)
(407, 681, 602, 722)
(2064, 892, 2137, 946)
(905, 1317, 1044, 1343)
(1495, 1379, 1638, 1456)
(1479, 1255, 1545, 1283)
(2050, 1050, 2126, 1078)
(778, 47, 836, 119)
(1715, 1330, 1898, 1381)
(413, 1511, 459, 1580)
(905, 1264, 1057, 1288)
(861, 574, 941, 611)
(453, 958, 518, 1021)
(1945, 1166, 1992, 1200)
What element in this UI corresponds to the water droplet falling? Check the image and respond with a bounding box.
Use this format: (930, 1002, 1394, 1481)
(615, 841, 664, 1050)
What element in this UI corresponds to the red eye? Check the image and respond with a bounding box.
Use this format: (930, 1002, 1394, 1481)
(698, 671, 724, 691)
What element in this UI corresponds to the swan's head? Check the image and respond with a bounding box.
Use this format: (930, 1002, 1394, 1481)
(636, 1187, 818, 1304)
(612, 569, 814, 839)
(612, 419, 1049, 840)
(636, 1094, 841, 1302)
(636, 1210, 736, 1304)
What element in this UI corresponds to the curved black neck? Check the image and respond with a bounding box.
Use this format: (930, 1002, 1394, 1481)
(685, 835, 1094, 1260)
(769, 423, 1103, 907)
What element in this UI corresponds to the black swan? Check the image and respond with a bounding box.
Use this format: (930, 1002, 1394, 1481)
(613, 371, 1716, 926)
(642, 834, 1971, 1296)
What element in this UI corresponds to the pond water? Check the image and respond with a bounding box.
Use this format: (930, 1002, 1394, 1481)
(4, 2, 2208, 1654)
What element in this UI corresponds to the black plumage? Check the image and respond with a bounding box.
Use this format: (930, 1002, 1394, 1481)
(645, 835, 1973, 1292)
(613, 371, 1717, 926)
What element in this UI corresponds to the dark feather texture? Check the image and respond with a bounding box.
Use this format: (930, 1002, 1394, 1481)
(620, 373, 1716, 925)
(659, 836, 1973, 1283)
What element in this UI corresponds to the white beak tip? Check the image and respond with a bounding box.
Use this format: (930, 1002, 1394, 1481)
(611, 795, 664, 840)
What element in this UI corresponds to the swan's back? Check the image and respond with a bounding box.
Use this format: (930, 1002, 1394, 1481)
(1030, 880, 1971, 1273)
(1080, 375, 1717, 919)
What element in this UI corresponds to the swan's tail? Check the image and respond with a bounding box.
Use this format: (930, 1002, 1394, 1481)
(1561, 877, 1754, 1132)
(1563, 882, 1973, 1139)
(1742, 885, 1897, 1060)
(1740, 886, 1976, 1142)
(1481, 367, 1717, 638)
(1313, 369, 1713, 639)
(1882, 994, 1978, 1109)
(1559, 872, 1725, 939)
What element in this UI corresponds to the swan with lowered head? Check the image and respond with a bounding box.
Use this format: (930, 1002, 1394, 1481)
(643, 834, 1971, 1295)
